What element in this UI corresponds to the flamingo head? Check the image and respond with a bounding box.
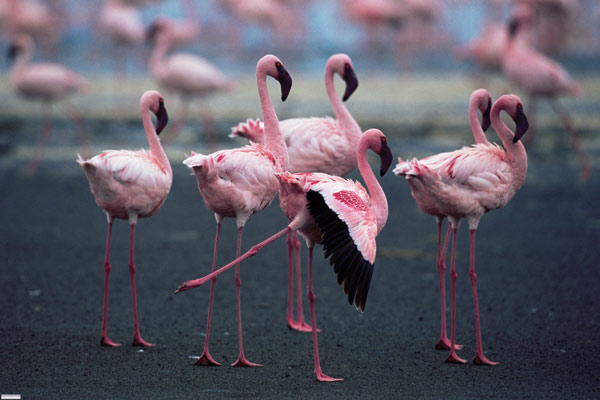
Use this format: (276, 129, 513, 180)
(378, 136, 393, 176)
(6, 35, 31, 60)
(363, 129, 393, 176)
(512, 102, 529, 143)
(481, 96, 492, 132)
(275, 61, 292, 102)
(143, 90, 169, 135)
(342, 62, 359, 102)
(259, 55, 292, 102)
(146, 18, 169, 44)
(154, 97, 169, 135)
(508, 3, 534, 38)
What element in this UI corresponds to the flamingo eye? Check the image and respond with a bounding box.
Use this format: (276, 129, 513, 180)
(344, 63, 351, 69)
(517, 103, 523, 111)
(381, 137, 387, 143)
(159, 98, 164, 104)
(275, 62, 282, 68)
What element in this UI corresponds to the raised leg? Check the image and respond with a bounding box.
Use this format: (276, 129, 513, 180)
(435, 221, 462, 350)
(196, 222, 221, 366)
(445, 225, 466, 364)
(100, 220, 121, 347)
(550, 101, 591, 180)
(469, 230, 499, 365)
(307, 246, 342, 382)
(129, 223, 154, 347)
(232, 227, 262, 367)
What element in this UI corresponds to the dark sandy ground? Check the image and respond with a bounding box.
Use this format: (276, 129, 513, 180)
(1, 82, 599, 398)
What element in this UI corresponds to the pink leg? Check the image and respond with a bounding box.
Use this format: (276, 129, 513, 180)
(469, 230, 499, 365)
(286, 232, 295, 329)
(287, 232, 314, 332)
(307, 246, 342, 382)
(26, 102, 53, 175)
(196, 223, 221, 366)
(232, 227, 262, 367)
(435, 221, 462, 350)
(100, 220, 121, 347)
(64, 101, 92, 159)
(129, 223, 154, 347)
(445, 226, 466, 364)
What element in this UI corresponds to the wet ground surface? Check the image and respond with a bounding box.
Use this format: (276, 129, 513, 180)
(1, 74, 600, 399)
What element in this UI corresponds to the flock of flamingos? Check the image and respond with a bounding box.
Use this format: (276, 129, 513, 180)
(4, 0, 595, 384)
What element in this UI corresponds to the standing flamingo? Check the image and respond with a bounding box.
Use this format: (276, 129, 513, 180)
(502, 5, 590, 179)
(394, 88, 492, 351)
(7, 33, 90, 174)
(147, 19, 235, 147)
(77, 90, 171, 347)
(181, 55, 291, 367)
(176, 128, 392, 382)
(230, 53, 362, 332)
(402, 94, 529, 365)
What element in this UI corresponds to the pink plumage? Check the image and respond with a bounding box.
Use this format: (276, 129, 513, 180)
(78, 90, 172, 347)
(180, 54, 291, 368)
(402, 94, 529, 365)
(175, 128, 392, 382)
(394, 88, 492, 351)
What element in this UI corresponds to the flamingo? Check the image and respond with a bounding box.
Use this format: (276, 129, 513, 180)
(176, 128, 393, 382)
(230, 53, 362, 332)
(77, 90, 172, 347)
(394, 88, 492, 351)
(147, 19, 235, 147)
(180, 54, 292, 368)
(401, 94, 529, 365)
(7, 33, 90, 174)
(502, 5, 591, 179)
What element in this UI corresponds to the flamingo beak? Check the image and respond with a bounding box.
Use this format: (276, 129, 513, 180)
(380, 141, 393, 176)
(342, 65, 358, 102)
(512, 107, 529, 143)
(154, 101, 169, 135)
(481, 99, 492, 131)
(146, 22, 161, 43)
(276, 63, 292, 102)
(6, 43, 19, 60)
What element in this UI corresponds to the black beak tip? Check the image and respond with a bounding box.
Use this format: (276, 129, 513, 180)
(155, 103, 169, 135)
(380, 143, 393, 177)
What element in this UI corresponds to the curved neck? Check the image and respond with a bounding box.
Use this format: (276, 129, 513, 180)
(257, 69, 288, 171)
(356, 141, 388, 233)
(149, 36, 170, 78)
(141, 105, 171, 175)
(10, 44, 32, 86)
(491, 103, 527, 186)
(469, 99, 488, 144)
(324, 66, 360, 134)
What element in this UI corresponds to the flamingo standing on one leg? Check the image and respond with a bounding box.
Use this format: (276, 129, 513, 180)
(502, 6, 591, 179)
(77, 90, 172, 347)
(7, 33, 90, 174)
(230, 53, 362, 332)
(394, 88, 492, 351)
(181, 55, 292, 367)
(147, 20, 235, 148)
(176, 128, 392, 382)
(403, 94, 529, 365)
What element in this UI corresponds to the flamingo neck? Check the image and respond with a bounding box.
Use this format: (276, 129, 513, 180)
(469, 97, 488, 144)
(325, 65, 359, 137)
(141, 105, 171, 176)
(491, 103, 527, 188)
(257, 69, 288, 171)
(10, 44, 32, 87)
(356, 141, 388, 233)
(149, 37, 171, 80)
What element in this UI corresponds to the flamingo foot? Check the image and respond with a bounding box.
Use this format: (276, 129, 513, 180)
(231, 356, 262, 367)
(316, 372, 343, 382)
(473, 354, 499, 366)
(288, 319, 321, 333)
(445, 351, 467, 364)
(100, 336, 121, 347)
(132, 336, 155, 347)
(195, 351, 221, 366)
(435, 338, 463, 351)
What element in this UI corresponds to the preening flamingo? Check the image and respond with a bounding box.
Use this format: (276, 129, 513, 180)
(402, 94, 529, 365)
(7, 33, 90, 174)
(394, 88, 492, 351)
(77, 90, 172, 347)
(180, 55, 292, 367)
(176, 128, 392, 382)
(147, 19, 235, 147)
(502, 6, 591, 179)
(230, 53, 362, 332)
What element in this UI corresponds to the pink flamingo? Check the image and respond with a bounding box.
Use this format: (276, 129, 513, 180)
(402, 94, 529, 365)
(176, 128, 392, 382)
(502, 6, 591, 179)
(230, 53, 362, 332)
(147, 19, 235, 147)
(7, 33, 90, 174)
(77, 90, 172, 347)
(394, 88, 492, 351)
(181, 54, 292, 367)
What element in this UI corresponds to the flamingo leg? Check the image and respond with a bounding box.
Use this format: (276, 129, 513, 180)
(469, 229, 499, 365)
(435, 220, 462, 350)
(63, 100, 92, 159)
(445, 225, 466, 364)
(26, 102, 53, 175)
(232, 227, 262, 367)
(287, 232, 314, 332)
(286, 232, 295, 329)
(549, 100, 591, 180)
(196, 222, 221, 366)
(129, 223, 154, 347)
(307, 246, 342, 382)
(100, 220, 121, 347)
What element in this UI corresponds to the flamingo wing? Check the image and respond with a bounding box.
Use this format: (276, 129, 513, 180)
(307, 181, 376, 312)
